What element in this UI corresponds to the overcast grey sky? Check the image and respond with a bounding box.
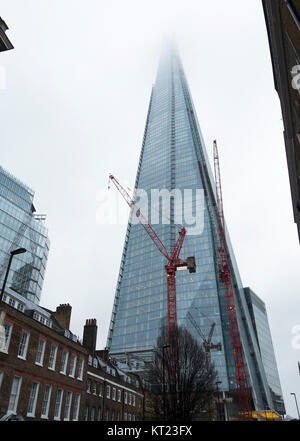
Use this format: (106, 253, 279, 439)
(1, 0, 300, 418)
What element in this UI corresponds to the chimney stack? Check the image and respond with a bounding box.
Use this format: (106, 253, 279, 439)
(83, 319, 98, 355)
(55, 304, 72, 330)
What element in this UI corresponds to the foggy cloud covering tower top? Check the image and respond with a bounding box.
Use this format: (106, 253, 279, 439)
(107, 39, 285, 416)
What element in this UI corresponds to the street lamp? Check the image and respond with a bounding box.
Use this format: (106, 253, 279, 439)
(0, 248, 27, 304)
(215, 381, 222, 421)
(290, 393, 300, 420)
(162, 344, 170, 421)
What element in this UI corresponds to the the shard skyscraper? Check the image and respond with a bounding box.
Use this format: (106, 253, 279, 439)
(107, 40, 284, 417)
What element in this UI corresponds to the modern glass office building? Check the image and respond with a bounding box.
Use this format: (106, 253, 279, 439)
(244, 287, 285, 415)
(107, 40, 284, 415)
(0, 165, 50, 304)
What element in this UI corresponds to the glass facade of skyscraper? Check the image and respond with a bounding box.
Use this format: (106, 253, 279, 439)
(107, 41, 283, 414)
(244, 287, 285, 415)
(0, 165, 49, 304)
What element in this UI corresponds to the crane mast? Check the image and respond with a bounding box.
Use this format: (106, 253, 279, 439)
(213, 140, 252, 419)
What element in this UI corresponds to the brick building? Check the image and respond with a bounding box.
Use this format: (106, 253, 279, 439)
(82, 319, 144, 421)
(0, 289, 87, 420)
(0, 287, 144, 421)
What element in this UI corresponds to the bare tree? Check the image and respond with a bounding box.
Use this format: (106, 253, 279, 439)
(145, 325, 218, 421)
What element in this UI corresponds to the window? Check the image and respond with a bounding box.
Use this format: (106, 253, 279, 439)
(0, 322, 12, 353)
(111, 409, 115, 421)
(129, 393, 132, 405)
(72, 394, 81, 421)
(48, 345, 58, 370)
(128, 413, 131, 421)
(0, 371, 3, 388)
(69, 354, 77, 378)
(8, 297, 15, 307)
(133, 395, 136, 407)
(124, 412, 127, 421)
(77, 358, 84, 380)
(117, 389, 121, 402)
(124, 391, 128, 404)
(87, 379, 91, 393)
(54, 389, 63, 420)
(84, 406, 89, 421)
(17, 302, 24, 312)
(18, 330, 30, 359)
(8, 376, 22, 413)
(60, 350, 69, 374)
(105, 408, 109, 421)
(112, 387, 116, 401)
(92, 381, 97, 395)
(41, 385, 52, 419)
(64, 391, 73, 421)
(106, 385, 111, 399)
(97, 406, 102, 421)
(27, 382, 40, 417)
(99, 383, 103, 397)
(90, 407, 95, 421)
(35, 339, 46, 366)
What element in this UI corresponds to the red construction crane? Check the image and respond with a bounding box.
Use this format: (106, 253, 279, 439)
(213, 140, 252, 419)
(187, 311, 217, 362)
(108, 174, 196, 382)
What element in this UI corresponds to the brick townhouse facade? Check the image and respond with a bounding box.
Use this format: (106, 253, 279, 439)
(0, 287, 144, 421)
(83, 320, 144, 421)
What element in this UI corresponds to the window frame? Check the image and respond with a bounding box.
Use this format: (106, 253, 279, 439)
(8, 375, 22, 414)
(35, 338, 46, 366)
(48, 344, 58, 371)
(92, 381, 97, 395)
(72, 393, 81, 421)
(90, 406, 95, 421)
(63, 391, 73, 421)
(54, 388, 64, 421)
(77, 358, 84, 380)
(41, 384, 52, 419)
(60, 349, 69, 375)
(84, 405, 89, 421)
(0, 322, 13, 354)
(17, 330, 30, 360)
(69, 353, 77, 378)
(27, 382, 40, 418)
(87, 379, 91, 394)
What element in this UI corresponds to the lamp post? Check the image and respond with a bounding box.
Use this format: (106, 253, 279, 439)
(290, 393, 300, 420)
(0, 248, 27, 304)
(162, 344, 170, 421)
(215, 380, 222, 421)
